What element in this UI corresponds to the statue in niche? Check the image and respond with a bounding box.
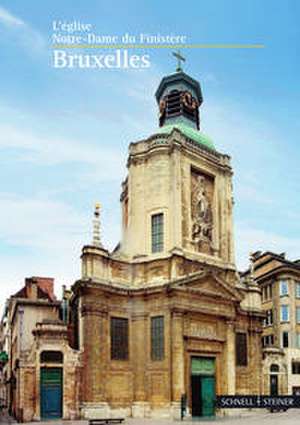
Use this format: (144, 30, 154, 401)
(191, 175, 213, 248)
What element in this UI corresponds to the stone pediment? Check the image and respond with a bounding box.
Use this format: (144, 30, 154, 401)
(170, 270, 242, 303)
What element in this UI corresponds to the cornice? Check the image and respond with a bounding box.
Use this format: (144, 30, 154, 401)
(10, 299, 60, 324)
(127, 130, 231, 172)
(256, 265, 300, 283)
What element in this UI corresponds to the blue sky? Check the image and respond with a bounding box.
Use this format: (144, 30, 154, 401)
(0, 0, 299, 305)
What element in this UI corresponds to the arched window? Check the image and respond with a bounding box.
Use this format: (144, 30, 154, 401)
(40, 351, 63, 363)
(270, 364, 279, 373)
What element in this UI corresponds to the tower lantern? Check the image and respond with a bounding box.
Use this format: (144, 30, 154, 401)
(155, 56, 203, 130)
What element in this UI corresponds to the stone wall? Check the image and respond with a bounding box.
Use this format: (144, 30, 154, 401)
(119, 131, 235, 267)
(74, 268, 263, 419)
(13, 322, 82, 422)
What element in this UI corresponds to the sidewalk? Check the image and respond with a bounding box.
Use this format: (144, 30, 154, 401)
(0, 412, 16, 423)
(3, 410, 300, 425)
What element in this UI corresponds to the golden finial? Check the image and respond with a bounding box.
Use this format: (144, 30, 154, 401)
(94, 202, 101, 218)
(93, 202, 102, 247)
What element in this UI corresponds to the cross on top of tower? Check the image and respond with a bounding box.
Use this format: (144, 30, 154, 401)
(172, 49, 186, 72)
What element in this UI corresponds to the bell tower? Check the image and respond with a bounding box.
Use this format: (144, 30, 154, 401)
(156, 57, 203, 130)
(118, 63, 235, 271)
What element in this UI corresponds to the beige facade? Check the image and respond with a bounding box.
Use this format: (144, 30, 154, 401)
(21, 320, 81, 422)
(4, 277, 81, 422)
(73, 272, 262, 419)
(71, 70, 264, 419)
(244, 251, 300, 396)
(119, 131, 235, 267)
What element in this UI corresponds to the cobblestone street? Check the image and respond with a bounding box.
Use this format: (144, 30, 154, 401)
(0, 409, 298, 425)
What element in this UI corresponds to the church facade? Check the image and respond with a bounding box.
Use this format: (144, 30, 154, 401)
(70, 68, 264, 419)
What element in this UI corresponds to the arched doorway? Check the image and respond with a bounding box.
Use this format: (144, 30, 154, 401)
(40, 351, 63, 420)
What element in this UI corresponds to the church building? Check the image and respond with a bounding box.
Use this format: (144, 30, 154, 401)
(70, 63, 264, 419)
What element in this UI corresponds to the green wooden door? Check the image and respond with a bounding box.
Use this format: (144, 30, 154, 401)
(40, 368, 63, 419)
(201, 376, 215, 416)
(191, 357, 215, 417)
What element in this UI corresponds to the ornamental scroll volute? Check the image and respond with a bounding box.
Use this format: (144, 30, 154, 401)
(191, 169, 214, 254)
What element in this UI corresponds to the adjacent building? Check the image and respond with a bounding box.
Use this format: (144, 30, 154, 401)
(0, 303, 9, 407)
(2, 276, 81, 422)
(242, 251, 300, 396)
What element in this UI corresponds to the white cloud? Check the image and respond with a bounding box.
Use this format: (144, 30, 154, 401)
(0, 192, 121, 312)
(236, 183, 274, 205)
(0, 194, 86, 251)
(0, 68, 164, 311)
(0, 6, 24, 27)
(0, 194, 84, 311)
(0, 122, 123, 179)
(235, 222, 300, 271)
(202, 96, 300, 270)
(0, 6, 45, 52)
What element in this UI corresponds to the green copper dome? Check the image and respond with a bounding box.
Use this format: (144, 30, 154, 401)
(156, 123, 215, 150)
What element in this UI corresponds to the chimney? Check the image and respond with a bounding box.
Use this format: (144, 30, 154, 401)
(25, 278, 38, 300)
(25, 277, 55, 301)
(34, 277, 55, 300)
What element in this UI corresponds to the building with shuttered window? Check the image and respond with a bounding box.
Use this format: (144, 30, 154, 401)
(1, 277, 81, 422)
(242, 251, 300, 396)
(70, 67, 264, 420)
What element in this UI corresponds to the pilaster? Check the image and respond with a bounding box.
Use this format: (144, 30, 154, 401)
(171, 311, 185, 402)
(226, 321, 236, 394)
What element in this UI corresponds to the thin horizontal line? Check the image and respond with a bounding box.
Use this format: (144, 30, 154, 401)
(51, 44, 265, 49)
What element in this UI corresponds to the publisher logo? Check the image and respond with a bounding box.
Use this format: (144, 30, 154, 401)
(216, 395, 300, 409)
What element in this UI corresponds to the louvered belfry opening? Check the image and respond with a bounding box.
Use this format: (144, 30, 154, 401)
(166, 90, 181, 116)
(159, 89, 200, 129)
